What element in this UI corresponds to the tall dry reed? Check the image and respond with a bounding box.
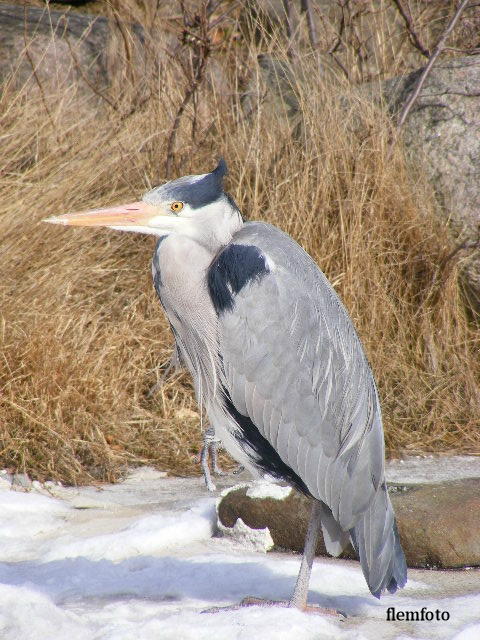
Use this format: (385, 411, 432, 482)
(0, 3, 479, 484)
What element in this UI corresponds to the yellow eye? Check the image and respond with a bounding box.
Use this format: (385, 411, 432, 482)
(170, 201, 184, 213)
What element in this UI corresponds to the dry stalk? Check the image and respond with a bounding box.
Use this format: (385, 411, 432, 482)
(300, 0, 319, 50)
(282, 0, 297, 59)
(444, 46, 480, 53)
(392, 0, 430, 58)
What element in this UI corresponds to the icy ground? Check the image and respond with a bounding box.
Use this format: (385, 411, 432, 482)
(0, 457, 479, 640)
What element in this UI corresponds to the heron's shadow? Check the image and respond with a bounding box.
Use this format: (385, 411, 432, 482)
(0, 554, 375, 615)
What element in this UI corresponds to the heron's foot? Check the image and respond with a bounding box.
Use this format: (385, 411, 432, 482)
(195, 439, 224, 492)
(244, 597, 342, 616)
(209, 441, 227, 476)
(202, 597, 343, 617)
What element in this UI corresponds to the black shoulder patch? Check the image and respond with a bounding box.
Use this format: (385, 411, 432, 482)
(224, 392, 312, 497)
(207, 244, 269, 314)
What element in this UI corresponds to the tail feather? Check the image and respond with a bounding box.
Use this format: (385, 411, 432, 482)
(319, 502, 351, 557)
(349, 483, 407, 598)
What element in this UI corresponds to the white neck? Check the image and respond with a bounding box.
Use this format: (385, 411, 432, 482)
(181, 196, 243, 253)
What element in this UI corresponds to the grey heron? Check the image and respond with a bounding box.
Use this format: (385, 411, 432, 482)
(45, 159, 407, 608)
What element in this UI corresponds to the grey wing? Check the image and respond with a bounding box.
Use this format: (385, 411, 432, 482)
(218, 223, 407, 596)
(219, 223, 385, 533)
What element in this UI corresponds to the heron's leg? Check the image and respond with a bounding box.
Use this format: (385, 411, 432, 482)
(209, 439, 227, 476)
(206, 437, 245, 477)
(203, 497, 340, 616)
(198, 425, 217, 492)
(196, 425, 245, 489)
(289, 499, 323, 609)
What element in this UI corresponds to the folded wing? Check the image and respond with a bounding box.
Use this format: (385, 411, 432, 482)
(211, 221, 407, 596)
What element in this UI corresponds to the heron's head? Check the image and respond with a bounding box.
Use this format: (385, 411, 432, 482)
(44, 160, 243, 250)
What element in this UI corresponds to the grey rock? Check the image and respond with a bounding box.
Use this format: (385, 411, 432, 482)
(1, 5, 107, 93)
(241, 54, 341, 143)
(0, 4, 144, 104)
(218, 477, 480, 568)
(218, 484, 355, 560)
(0, 4, 230, 119)
(383, 56, 480, 308)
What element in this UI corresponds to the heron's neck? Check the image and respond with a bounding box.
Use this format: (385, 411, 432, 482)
(183, 197, 244, 253)
(152, 233, 221, 401)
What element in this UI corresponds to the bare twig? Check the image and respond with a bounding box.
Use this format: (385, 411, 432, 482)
(396, 0, 471, 130)
(191, 90, 199, 142)
(300, 0, 319, 50)
(208, 1, 241, 31)
(282, 0, 297, 60)
(388, 0, 471, 156)
(326, 9, 345, 55)
(318, 0, 350, 79)
(392, 0, 430, 58)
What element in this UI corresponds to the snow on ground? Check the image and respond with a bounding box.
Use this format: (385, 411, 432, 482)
(0, 460, 479, 640)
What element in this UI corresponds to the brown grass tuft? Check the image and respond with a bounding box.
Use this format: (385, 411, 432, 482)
(1, 3, 479, 484)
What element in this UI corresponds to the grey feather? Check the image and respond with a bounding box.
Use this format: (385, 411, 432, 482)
(319, 502, 351, 557)
(216, 221, 406, 596)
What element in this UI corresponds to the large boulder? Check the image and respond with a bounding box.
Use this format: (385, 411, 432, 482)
(0, 3, 146, 105)
(1, 4, 110, 96)
(383, 56, 480, 308)
(218, 478, 480, 568)
(392, 478, 480, 568)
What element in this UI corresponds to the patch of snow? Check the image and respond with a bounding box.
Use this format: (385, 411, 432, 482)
(43, 499, 216, 562)
(246, 480, 292, 500)
(0, 584, 86, 640)
(217, 517, 274, 552)
(217, 481, 252, 499)
(452, 623, 480, 640)
(0, 490, 70, 559)
(0, 467, 478, 640)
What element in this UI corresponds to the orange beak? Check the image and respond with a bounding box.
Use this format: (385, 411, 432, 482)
(43, 201, 159, 228)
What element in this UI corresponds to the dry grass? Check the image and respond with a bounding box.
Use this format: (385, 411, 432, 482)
(1, 2, 479, 484)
